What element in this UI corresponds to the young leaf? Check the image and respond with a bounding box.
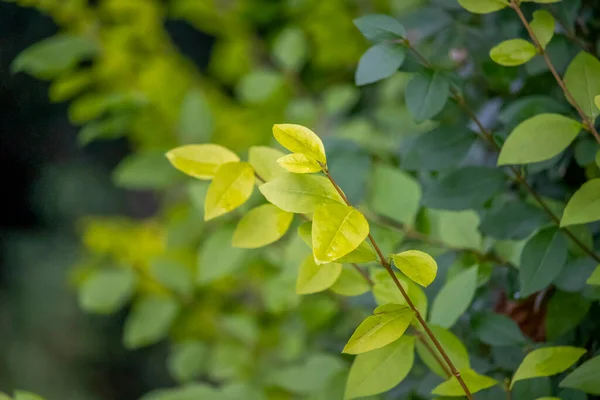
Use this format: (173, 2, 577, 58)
(564, 52, 600, 119)
(458, 0, 509, 14)
(312, 204, 370, 264)
(369, 164, 422, 226)
(331, 265, 371, 296)
(416, 325, 470, 377)
(79, 268, 137, 314)
(272, 124, 327, 164)
(166, 144, 240, 180)
(520, 228, 567, 297)
(277, 153, 322, 173)
(405, 71, 450, 123)
(259, 173, 344, 213)
(546, 291, 591, 340)
(497, 114, 582, 165)
(587, 265, 600, 285)
(355, 43, 405, 86)
(429, 266, 478, 328)
(432, 368, 498, 396)
(345, 336, 415, 399)
(560, 354, 600, 395)
(296, 255, 342, 295)
(123, 295, 180, 349)
(561, 179, 600, 226)
(474, 313, 528, 346)
(232, 204, 294, 248)
(490, 39, 537, 67)
(511, 347, 586, 388)
(391, 250, 437, 287)
(530, 10, 555, 49)
(343, 304, 414, 354)
(249, 146, 286, 182)
(204, 162, 255, 221)
(353, 14, 406, 42)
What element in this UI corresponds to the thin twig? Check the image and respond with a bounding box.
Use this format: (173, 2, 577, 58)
(414, 330, 452, 378)
(321, 166, 474, 400)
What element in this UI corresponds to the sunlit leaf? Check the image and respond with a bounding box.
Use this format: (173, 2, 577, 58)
(433, 368, 498, 396)
(561, 179, 600, 227)
(296, 255, 342, 295)
(530, 10, 555, 49)
(204, 162, 255, 221)
(490, 39, 537, 67)
(560, 354, 600, 395)
(166, 144, 240, 180)
(248, 146, 286, 182)
(458, 0, 509, 14)
(391, 250, 437, 287)
(277, 153, 322, 173)
(232, 204, 294, 248)
(511, 347, 587, 388)
(273, 124, 327, 164)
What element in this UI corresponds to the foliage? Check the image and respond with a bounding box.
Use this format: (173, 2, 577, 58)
(6, 0, 600, 399)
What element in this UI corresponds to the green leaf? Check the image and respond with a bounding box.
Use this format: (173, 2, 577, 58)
(12, 34, 98, 79)
(546, 291, 591, 340)
(498, 114, 582, 165)
(140, 384, 220, 400)
(353, 14, 406, 42)
(296, 255, 342, 295)
(273, 124, 327, 164)
(14, 392, 45, 400)
(236, 70, 283, 104)
(232, 204, 294, 248)
(564, 52, 600, 119)
(511, 347, 586, 388)
(479, 201, 547, 240)
(167, 341, 208, 383)
(587, 265, 600, 285)
(520, 228, 567, 297)
(561, 179, 600, 226)
(323, 84, 360, 115)
(474, 313, 528, 346)
(416, 325, 470, 377)
(79, 268, 137, 314)
(115, 151, 181, 189)
(150, 258, 194, 298)
(166, 144, 240, 180)
(198, 225, 246, 285)
(530, 10, 555, 49)
(391, 250, 437, 287)
(312, 204, 370, 264)
(268, 353, 345, 395)
(560, 354, 600, 395)
(355, 43, 405, 86)
(204, 162, 255, 221)
(369, 164, 421, 226)
(345, 336, 415, 399)
(178, 89, 213, 144)
(430, 266, 478, 328)
(249, 146, 286, 182)
(490, 39, 537, 67)
(273, 27, 308, 71)
(405, 71, 450, 123)
(433, 368, 498, 396)
(430, 210, 483, 250)
(277, 153, 322, 173)
(330, 265, 371, 296)
(458, 0, 509, 14)
(343, 304, 414, 354)
(123, 295, 179, 349)
(423, 167, 506, 211)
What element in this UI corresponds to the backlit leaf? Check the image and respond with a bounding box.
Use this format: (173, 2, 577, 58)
(248, 146, 286, 182)
(391, 250, 437, 287)
(561, 179, 600, 226)
(233, 204, 294, 248)
(490, 39, 537, 66)
(432, 368, 498, 396)
(353, 14, 406, 42)
(511, 347, 586, 388)
(498, 114, 582, 165)
(204, 162, 255, 221)
(343, 304, 414, 354)
(345, 336, 415, 399)
(166, 144, 240, 180)
(273, 124, 327, 164)
(405, 71, 450, 123)
(355, 43, 405, 86)
(530, 10, 555, 49)
(296, 255, 342, 295)
(277, 153, 322, 173)
(430, 266, 478, 328)
(416, 325, 470, 378)
(564, 52, 600, 119)
(520, 228, 567, 297)
(560, 354, 600, 395)
(458, 0, 509, 14)
(312, 204, 370, 264)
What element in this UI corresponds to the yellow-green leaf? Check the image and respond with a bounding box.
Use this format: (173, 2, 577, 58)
(204, 162, 255, 221)
(530, 10, 555, 49)
(277, 153, 322, 173)
(248, 146, 285, 182)
(166, 144, 240, 180)
(416, 325, 470, 378)
(511, 346, 587, 388)
(432, 368, 498, 396)
(490, 39, 537, 67)
(232, 204, 294, 248)
(560, 354, 600, 395)
(498, 114, 582, 165)
(259, 173, 344, 213)
(564, 52, 600, 119)
(458, 0, 508, 13)
(331, 265, 371, 296)
(296, 255, 342, 294)
(595, 95, 600, 111)
(560, 179, 600, 226)
(345, 336, 415, 399)
(391, 250, 437, 287)
(586, 265, 600, 285)
(342, 304, 414, 354)
(273, 124, 327, 164)
(312, 204, 370, 265)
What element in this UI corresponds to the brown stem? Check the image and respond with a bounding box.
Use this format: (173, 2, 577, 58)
(414, 330, 452, 378)
(322, 167, 474, 400)
(510, 0, 600, 144)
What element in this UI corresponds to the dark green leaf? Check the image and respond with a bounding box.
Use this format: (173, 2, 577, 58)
(520, 228, 567, 297)
(554, 258, 598, 292)
(546, 291, 591, 340)
(560, 354, 600, 395)
(564, 52, 600, 119)
(474, 313, 528, 346)
(355, 43, 405, 86)
(479, 201, 547, 240)
(405, 72, 450, 123)
(353, 14, 406, 42)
